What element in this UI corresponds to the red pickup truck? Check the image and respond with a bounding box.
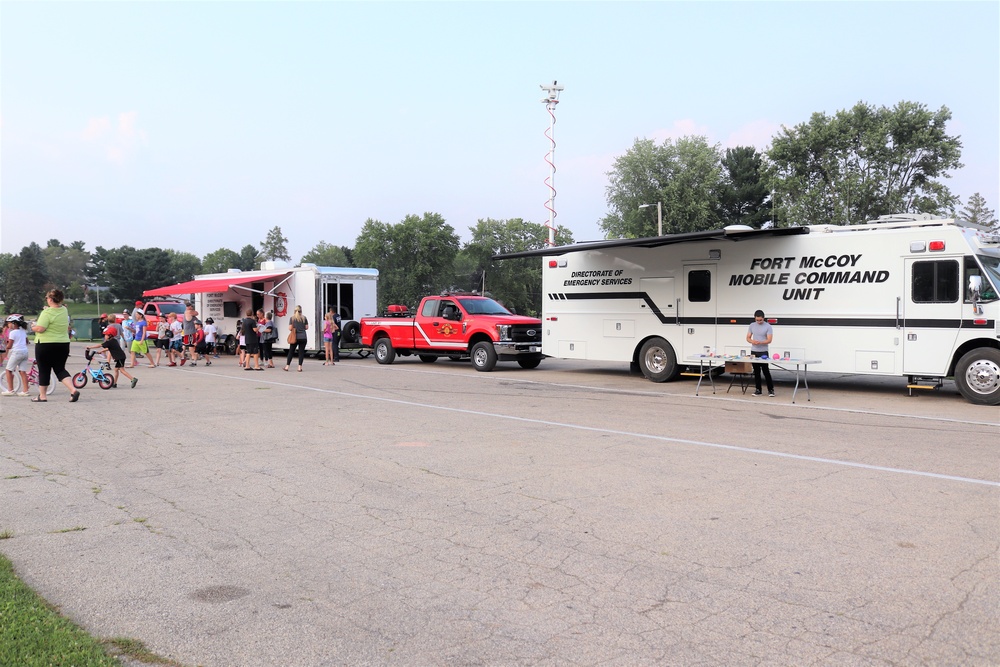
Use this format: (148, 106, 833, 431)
(360, 293, 543, 371)
(115, 300, 187, 339)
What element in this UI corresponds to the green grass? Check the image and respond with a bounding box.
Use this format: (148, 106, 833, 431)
(0, 553, 183, 666)
(0, 553, 122, 666)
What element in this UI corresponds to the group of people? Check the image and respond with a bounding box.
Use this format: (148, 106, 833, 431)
(2, 289, 82, 402)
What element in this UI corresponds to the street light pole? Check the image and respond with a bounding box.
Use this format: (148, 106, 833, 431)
(639, 202, 662, 236)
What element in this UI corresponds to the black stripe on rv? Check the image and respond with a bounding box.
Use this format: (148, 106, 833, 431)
(547, 292, 995, 329)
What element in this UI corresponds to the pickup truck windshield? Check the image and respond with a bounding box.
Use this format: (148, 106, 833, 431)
(457, 297, 511, 315)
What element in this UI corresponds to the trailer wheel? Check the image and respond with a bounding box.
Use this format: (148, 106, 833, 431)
(418, 355, 437, 363)
(342, 321, 360, 344)
(374, 338, 396, 365)
(638, 337, 679, 382)
(517, 358, 541, 369)
(224, 335, 237, 356)
(954, 348, 1000, 405)
(471, 341, 498, 372)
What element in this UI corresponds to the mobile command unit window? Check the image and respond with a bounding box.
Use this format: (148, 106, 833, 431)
(912, 260, 959, 303)
(688, 270, 712, 302)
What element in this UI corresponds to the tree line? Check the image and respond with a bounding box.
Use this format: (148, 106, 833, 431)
(602, 100, 997, 237)
(2, 98, 996, 318)
(0, 218, 571, 318)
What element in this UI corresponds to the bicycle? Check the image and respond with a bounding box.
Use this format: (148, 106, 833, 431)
(0, 358, 61, 395)
(72, 350, 115, 390)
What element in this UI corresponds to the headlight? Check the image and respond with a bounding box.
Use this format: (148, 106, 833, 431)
(496, 324, 512, 341)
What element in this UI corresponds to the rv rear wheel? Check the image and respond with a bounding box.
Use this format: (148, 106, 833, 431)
(517, 358, 541, 369)
(955, 348, 1000, 406)
(374, 338, 396, 365)
(638, 337, 679, 382)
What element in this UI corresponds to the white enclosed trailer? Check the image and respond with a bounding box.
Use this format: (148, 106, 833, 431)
(495, 215, 1000, 405)
(145, 263, 378, 356)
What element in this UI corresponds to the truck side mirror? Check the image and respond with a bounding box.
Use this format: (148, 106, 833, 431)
(969, 275, 983, 314)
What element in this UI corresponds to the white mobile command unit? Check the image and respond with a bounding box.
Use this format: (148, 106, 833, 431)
(495, 215, 1000, 405)
(146, 263, 378, 355)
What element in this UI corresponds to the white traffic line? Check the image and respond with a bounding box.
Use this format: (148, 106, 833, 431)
(227, 372, 1000, 489)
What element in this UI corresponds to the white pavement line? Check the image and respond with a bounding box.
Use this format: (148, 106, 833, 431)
(382, 366, 1000, 427)
(228, 373, 1000, 488)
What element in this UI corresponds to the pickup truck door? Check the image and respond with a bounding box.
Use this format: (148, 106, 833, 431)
(415, 298, 466, 351)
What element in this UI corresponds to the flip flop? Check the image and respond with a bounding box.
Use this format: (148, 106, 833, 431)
(30, 396, 47, 403)
(70, 391, 80, 402)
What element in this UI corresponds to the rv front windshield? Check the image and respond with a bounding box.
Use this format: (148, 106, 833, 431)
(976, 255, 1000, 301)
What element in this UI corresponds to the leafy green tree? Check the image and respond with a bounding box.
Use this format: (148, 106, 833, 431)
(301, 241, 350, 267)
(166, 250, 202, 283)
(959, 192, 998, 230)
(2, 243, 49, 315)
(0, 253, 13, 308)
(716, 146, 772, 228)
(769, 101, 963, 226)
(86, 246, 112, 288)
(42, 242, 89, 291)
(601, 136, 723, 238)
(353, 213, 460, 311)
(260, 226, 291, 261)
(461, 218, 574, 317)
(202, 248, 242, 274)
(237, 245, 261, 271)
(103, 246, 174, 302)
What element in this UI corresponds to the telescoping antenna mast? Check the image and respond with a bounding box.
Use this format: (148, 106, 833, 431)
(540, 80, 564, 246)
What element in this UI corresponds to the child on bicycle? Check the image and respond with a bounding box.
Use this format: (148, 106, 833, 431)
(3, 314, 30, 397)
(86, 326, 138, 389)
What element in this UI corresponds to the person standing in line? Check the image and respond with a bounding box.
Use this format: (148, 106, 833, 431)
(190, 320, 208, 366)
(130, 312, 154, 368)
(182, 302, 199, 363)
(258, 310, 275, 368)
(2, 315, 31, 397)
(153, 317, 170, 367)
(746, 309, 775, 397)
(167, 312, 185, 366)
(31, 289, 80, 402)
(322, 311, 335, 366)
(121, 309, 135, 351)
(203, 317, 218, 358)
(241, 309, 262, 371)
(284, 305, 308, 372)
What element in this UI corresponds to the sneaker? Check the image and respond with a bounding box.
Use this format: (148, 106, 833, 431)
(17, 392, 29, 397)
(1, 390, 14, 396)
(768, 391, 775, 397)
(752, 391, 762, 396)
(190, 362, 197, 366)
(180, 359, 186, 366)
(168, 362, 177, 367)
(205, 361, 212, 366)
(131, 378, 138, 389)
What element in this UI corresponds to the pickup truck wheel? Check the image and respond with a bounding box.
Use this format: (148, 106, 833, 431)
(374, 338, 396, 365)
(517, 358, 541, 369)
(471, 341, 497, 372)
(954, 348, 1000, 405)
(418, 355, 437, 363)
(638, 337, 679, 382)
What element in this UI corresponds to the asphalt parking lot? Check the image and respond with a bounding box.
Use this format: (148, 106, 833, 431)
(1, 345, 997, 666)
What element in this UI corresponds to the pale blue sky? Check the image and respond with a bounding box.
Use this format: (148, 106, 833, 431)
(2, 1, 997, 263)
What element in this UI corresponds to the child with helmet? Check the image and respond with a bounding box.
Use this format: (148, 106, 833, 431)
(85, 325, 138, 389)
(2, 314, 30, 396)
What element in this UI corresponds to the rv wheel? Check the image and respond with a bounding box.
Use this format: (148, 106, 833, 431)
(955, 348, 1000, 406)
(638, 337, 679, 382)
(374, 338, 396, 365)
